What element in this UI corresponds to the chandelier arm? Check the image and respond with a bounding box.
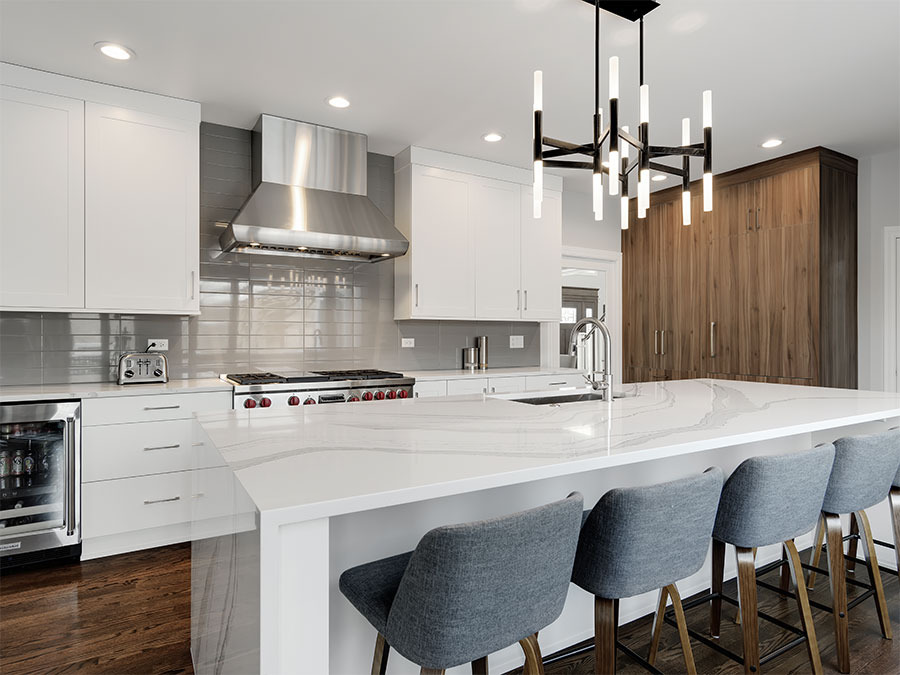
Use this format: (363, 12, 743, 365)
(542, 147, 592, 159)
(649, 145, 706, 158)
(542, 136, 588, 152)
(618, 129, 645, 153)
(622, 158, 640, 177)
(648, 161, 686, 178)
(543, 160, 594, 169)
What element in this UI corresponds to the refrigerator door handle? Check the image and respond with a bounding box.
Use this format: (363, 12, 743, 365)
(66, 416, 77, 537)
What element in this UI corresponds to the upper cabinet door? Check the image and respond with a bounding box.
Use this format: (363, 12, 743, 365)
(0, 86, 85, 309)
(84, 103, 199, 314)
(410, 166, 474, 318)
(754, 166, 818, 231)
(520, 187, 562, 321)
(472, 177, 521, 320)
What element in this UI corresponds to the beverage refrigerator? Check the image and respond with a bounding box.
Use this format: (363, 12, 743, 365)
(0, 401, 80, 570)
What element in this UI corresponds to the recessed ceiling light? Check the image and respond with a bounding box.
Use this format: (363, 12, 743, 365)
(651, 174, 668, 182)
(327, 96, 350, 109)
(482, 132, 503, 143)
(761, 138, 783, 149)
(95, 42, 135, 60)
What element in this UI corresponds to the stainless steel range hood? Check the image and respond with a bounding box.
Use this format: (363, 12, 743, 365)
(219, 114, 408, 262)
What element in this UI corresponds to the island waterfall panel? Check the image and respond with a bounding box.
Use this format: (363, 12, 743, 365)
(623, 147, 858, 388)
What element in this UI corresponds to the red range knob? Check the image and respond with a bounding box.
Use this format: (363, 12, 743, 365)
(288, 396, 300, 406)
(303, 397, 317, 405)
(374, 391, 386, 400)
(397, 390, 409, 399)
(243, 399, 257, 409)
(260, 397, 272, 408)
(386, 390, 397, 400)
(348, 396, 360, 402)
(362, 391, 373, 401)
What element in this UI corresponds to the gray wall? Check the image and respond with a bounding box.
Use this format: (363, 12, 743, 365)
(0, 123, 540, 385)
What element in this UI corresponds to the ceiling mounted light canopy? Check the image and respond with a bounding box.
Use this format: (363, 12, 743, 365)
(532, 0, 713, 228)
(95, 41, 134, 60)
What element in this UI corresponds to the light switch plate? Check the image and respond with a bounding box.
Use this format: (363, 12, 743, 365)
(147, 339, 169, 352)
(401, 338, 415, 348)
(509, 335, 524, 349)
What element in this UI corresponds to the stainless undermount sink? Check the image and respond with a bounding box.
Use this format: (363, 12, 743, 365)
(513, 392, 610, 405)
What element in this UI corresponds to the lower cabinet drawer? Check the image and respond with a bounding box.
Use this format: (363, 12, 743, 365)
(487, 376, 527, 394)
(413, 380, 448, 398)
(524, 373, 585, 391)
(82, 468, 231, 539)
(82, 390, 233, 426)
(83, 419, 224, 482)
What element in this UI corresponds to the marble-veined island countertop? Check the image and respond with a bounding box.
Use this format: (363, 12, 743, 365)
(195, 378, 900, 520)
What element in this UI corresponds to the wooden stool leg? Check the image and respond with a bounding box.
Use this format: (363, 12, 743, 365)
(779, 545, 791, 591)
(735, 546, 761, 674)
(807, 514, 825, 590)
(667, 583, 698, 675)
(648, 586, 669, 666)
(710, 538, 725, 638)
(594, 597, 618, 675)
(824, 512, 850, 673)
(471, 655, 488, 675)
(855, 509, 893, 639)
(519, 633, 545, 675)
(735, 548, 758, 625)
(372, 633, 390, 675)
(846, 512, 860, 574)
(890, 487, 900, 579)
(784, 539, 823, 675)
(421, 669, 444, 675)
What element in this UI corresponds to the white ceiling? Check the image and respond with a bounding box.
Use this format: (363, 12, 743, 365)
(1, 0, 898, 192)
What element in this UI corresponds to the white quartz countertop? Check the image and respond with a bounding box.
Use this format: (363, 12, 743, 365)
(406, 366, 580, 381)
(0, 378, 232, 403)
(195, 379, 900, 521)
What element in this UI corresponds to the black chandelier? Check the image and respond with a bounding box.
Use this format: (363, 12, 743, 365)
(532, 0, 713, 229)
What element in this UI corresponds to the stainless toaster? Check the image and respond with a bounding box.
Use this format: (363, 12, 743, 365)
(117, 352, 169, 385)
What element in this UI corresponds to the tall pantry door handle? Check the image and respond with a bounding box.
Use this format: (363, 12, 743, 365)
(710, 322, 717, 357)
(517, 290, 521, 311)
(144, 443, 181, 452)
(143, 405, 181, 411)
(524, 290, 528, 311)
(660, 330, 666, 356)
(747, 209, 753, 231)
(654, 330, 659, 355)
(755, 208, 760, 230)
(144, 496, 181, 505)
(191, 271, 196, 300)
(415, 283, 419, 308)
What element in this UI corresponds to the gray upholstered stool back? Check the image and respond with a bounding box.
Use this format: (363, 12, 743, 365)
(822, 429, 900, 514)
(383, 492, 583, 669)
(892, 427, 900, 488)
(713, 444, 835, 549)
(572, 468, 723, 599)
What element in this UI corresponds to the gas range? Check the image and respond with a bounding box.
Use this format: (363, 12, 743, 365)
(220, 370, 415, 409)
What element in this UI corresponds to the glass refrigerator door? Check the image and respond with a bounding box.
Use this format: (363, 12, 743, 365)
(0, 419, 68, 535)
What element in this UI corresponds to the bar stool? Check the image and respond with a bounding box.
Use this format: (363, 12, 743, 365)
(570, 467, 724, 675)
(805, 429, 900, 673)
(703, 444, 835, 674)
(338, 492, 583, 675)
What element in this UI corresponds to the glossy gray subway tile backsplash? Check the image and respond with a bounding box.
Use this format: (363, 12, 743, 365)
(0, 122, 540, 386)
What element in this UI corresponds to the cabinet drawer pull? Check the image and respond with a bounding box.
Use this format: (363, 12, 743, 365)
(143, 443, 181, 452)
(654, 330, 660, 355)
(517, 290, 521, 311)
(524, 290, 528, 311)
(415, 283, 419, 308)
(549, 381, 566, 386)
(710, 321, 717, 357)
(143, 496, 181, 505)
(143, 405, 181, 411)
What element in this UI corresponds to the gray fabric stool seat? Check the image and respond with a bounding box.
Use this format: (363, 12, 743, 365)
(571, 467, 724, 675)
(339, 492, 584, 675)
(708, 444, 835, 675)
(890, 427, 900, 578)
(805, 429, 900, 674)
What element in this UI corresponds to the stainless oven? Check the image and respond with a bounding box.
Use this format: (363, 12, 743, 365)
(0, 401, 80, 570)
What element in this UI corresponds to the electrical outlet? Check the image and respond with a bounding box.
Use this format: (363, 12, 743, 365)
(147, 339, 169, 352)
(509, 335, 524, 349)
(401, 338, 415, 348)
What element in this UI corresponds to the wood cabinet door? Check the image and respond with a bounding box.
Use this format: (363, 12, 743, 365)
(0, 86, 85, 310)
(84, 103, 199, 314)
(409, 166, 474, 318)
(520, 187, 562, 321)
(471, 176, 521, 320)
(622, 200, 658, 370)
(754, 166, 818, 231)
(707, 229, 754, 377)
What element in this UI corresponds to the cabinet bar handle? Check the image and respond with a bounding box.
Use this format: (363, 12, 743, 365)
(654, 330, 660, 355)
(143, 405, 181, 411)
(191, 271, 196, 300)
(747, 209, 753, 231)
(756, 208, 760, 230)
(524, 290, 528, 311)
(710, 321, 717, 357)
(517, 290, 521, 311)
(661, 330, 666, 356)
(144, 496, 181, 505)
(415, 283, 419, 308)
(143, 443, 181, 452)
(549, 381, 566, 386)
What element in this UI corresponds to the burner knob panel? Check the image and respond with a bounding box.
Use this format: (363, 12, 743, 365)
(260, 397, 272, 408)
(397, 390, 409, 399)
(386, 390, 397, 400)
(243, 399, 257, 409)
(288, 396, 300, 406)
(374, 391, 385, 400)
(362, 391, 373, 401)
(303, 397, 317, 405)
(348, 396, 360, 402)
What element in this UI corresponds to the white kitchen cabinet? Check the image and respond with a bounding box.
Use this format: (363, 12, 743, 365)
(487, 376, 528, 394)
(446, 378, 489, 396)
(0, 86, 85, 310)
(472, 176, 521, 320)
(84, 103, 199, 313)
(413, 380, 448, 398)
(525, 373, 585, 391)
(521, 187, 562, 321)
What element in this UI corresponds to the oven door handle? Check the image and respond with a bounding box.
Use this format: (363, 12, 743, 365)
(66, 416, 77, 537)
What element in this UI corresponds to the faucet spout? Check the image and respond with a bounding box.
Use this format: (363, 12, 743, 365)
(568, 317, 613, 401)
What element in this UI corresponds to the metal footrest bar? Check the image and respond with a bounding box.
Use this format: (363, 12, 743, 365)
(759, 635, 809, 666)
(616, 640, 664, 675)
(541, 637, 592, 666)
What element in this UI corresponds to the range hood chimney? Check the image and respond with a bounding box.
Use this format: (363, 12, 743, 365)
(219, 114, 408, 262)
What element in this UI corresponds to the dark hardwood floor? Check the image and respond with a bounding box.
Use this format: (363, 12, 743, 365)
(0, 543, 896, 674)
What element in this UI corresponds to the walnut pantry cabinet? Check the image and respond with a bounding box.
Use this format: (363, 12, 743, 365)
(623, 148, 857, 388)
(393, 147, 562, 321)
(0, 64, 200, 315)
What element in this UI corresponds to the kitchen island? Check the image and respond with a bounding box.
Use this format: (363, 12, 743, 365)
(190, 379, 900, 675)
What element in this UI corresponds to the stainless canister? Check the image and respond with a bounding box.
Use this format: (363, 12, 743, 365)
(462, 347, 478, 370)
(476, 335, 488, 369)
